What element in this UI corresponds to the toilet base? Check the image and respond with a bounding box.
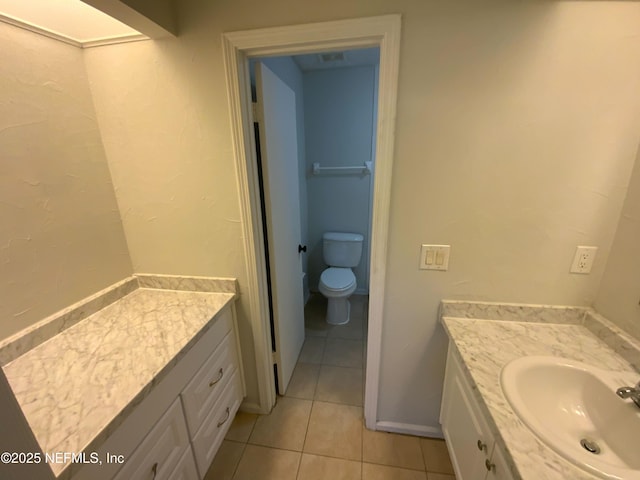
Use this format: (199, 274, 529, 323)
(326, 297, 351, 325)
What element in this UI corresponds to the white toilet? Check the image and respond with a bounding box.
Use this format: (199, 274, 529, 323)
(318, 232, 364, 325)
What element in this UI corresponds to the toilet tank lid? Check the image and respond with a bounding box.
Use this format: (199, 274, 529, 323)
(323, 232, 363, 242)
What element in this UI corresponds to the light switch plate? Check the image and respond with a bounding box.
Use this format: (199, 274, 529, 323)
(420, 245, 450, 271)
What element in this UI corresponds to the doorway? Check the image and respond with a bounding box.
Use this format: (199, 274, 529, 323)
(222, 15, 401, 430)
(252, 50, 379, 398)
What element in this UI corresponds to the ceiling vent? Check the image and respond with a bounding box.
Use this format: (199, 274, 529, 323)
(319, 52, 345, 63)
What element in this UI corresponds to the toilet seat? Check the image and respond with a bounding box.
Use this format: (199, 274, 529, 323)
(320, 267, 356, 292)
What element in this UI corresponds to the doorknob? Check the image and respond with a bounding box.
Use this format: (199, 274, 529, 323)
(298, 244, 307, 253)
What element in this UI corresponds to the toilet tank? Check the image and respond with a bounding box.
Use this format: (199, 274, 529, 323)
(323, 232, 364, 267)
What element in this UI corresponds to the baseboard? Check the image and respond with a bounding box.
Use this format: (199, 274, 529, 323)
(239, 400, 267, 415)
(373, 421, 444, 439)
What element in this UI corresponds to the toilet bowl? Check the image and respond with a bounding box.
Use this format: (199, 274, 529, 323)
(318, 232, 363, 325)
(319, 267, 357, 325)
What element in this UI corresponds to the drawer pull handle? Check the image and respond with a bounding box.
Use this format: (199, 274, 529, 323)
(151, 462, 158, 479)
(477, 439, 487, 452)
(217, 407, 231, 428)
(209, 368, 224, 387)
(485, 458, 495, 472)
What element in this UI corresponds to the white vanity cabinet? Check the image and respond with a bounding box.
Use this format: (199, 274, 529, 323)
(440, 342, 514, 480)
(71, 303, 244, 480)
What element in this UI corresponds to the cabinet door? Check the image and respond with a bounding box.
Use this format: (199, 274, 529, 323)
(167, 448, 199, 480)
(441, 347, 495, 480)
(113, 400, 189, 480)
(486, 444, 515, 480)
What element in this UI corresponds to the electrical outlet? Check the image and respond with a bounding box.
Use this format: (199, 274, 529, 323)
(570, 246, 597, 274)
(420, 245, 450, 271)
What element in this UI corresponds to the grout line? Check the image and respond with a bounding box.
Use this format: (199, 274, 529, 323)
(243, 443, 308, 455)
(317, 364, 364, 372)
(294, 446, 303, 480)
(229, 441, 246, 480)
(297, 399, 314, 479)
(319, 336, 327, 364)
(361, 417, 365, 480)
(246, 414, 258, 442)
(419, 434, 428, 473)
(362, 460, 430, 474)
(310, 397, 364, 408)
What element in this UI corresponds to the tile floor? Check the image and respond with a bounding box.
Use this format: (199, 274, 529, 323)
(205, 294, 456, 480)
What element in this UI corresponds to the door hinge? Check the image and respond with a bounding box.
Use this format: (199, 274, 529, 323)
(252, 102, 260, 122)
(271, 351, 277, 364)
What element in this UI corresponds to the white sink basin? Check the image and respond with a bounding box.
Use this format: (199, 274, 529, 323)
(500, 356, 640, 480)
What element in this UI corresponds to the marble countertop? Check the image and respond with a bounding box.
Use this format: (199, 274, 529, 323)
(2, 285, 235, 478)
(441, 315, 639, 480)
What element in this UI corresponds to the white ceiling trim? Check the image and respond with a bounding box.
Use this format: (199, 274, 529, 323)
(80, 33, 148, 48)
(0, 10, 148, 48)
(0, 13, 82, 47)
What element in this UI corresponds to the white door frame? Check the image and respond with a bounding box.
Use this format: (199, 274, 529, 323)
(222, 15, 401, 429)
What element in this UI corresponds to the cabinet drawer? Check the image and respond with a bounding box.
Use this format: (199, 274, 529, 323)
(167, 447, 199, 480)
(181, 330, 239, 434)
(191, 371, 242, 476)
(113, 399, 189, 480)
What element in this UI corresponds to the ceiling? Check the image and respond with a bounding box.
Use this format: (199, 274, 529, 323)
(0, 0, 145, 47)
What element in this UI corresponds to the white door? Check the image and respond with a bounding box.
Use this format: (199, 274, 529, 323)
(255, 62, 305, 395)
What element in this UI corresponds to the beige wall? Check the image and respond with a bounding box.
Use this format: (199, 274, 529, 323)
(84, 35, 259, 404)
(379, 2, 640, 427)
(595, 145, 640, 340)
(0, 22, 133, 341)
(83, 0, 640, 429)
